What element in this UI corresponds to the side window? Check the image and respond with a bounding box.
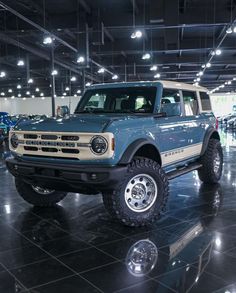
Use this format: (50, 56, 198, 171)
(199, 91, 212, 111)
(182, 91, 199, 116)
(85, 94, 107, 109)
(160, 89, 181, 117)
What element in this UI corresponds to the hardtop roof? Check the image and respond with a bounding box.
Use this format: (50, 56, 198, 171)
(88, 80, 208, 92)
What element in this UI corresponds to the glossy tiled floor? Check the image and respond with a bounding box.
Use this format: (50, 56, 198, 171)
(0, 130, 236, 292)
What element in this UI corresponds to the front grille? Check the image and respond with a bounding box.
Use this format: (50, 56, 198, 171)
(18, 131, 84, 159)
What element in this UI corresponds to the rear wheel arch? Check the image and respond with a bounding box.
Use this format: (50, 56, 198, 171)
(119, 139, 162, 166)
(201, 128, 220, 156)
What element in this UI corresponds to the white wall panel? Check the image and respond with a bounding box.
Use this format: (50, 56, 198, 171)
(0, 96, 81, 116)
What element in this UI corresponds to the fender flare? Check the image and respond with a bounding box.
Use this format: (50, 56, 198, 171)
(201, 127, 220, 156)
(118, 138, 162, 165)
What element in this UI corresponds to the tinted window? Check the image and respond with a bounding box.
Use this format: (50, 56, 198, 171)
(160, 89, 181, 117)
(182, 91, 199, 116)
(75, 87, 157, 114)
(199, 91, 212, 111)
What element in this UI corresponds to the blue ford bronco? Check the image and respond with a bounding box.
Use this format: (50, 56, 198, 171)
(6, 81, 223, 226)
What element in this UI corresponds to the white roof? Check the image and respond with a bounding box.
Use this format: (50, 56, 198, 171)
(160, 80, 208, 92)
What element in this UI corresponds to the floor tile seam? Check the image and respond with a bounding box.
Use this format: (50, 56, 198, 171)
(22, 272, 105, 293)
(190, 260, 229, 284)
(0, 261, 28, 291)
(9, 223, 122, 285)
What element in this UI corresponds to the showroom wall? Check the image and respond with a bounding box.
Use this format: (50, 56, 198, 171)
(210, 93, 236, 117)
(0, 96, 81, 116)
(0, 93, 235, 117)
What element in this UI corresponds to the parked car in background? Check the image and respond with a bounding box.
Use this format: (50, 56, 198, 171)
(0, 123, 8, 146)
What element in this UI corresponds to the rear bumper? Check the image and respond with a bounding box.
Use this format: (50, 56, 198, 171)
(6, 157, 127, 193)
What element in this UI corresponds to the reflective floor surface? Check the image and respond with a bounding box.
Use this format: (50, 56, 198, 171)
(0, 130, 236, 292)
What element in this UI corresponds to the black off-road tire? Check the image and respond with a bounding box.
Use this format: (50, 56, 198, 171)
(198, 139, 223, 184)
(15, 177, 67, 206)
(102, 157, 169, 227)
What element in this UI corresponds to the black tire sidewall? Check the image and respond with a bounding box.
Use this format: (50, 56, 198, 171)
(15, 177, 67, 206)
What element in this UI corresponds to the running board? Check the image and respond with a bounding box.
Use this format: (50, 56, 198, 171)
(167, 162, 202, 180)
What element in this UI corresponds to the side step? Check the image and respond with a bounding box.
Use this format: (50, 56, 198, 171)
(167, 162, 202, 180)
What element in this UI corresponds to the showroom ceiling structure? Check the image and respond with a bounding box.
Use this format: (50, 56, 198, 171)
(0, 0, 235, 99)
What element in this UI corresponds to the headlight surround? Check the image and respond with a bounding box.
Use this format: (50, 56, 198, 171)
(10, 133, 19, 149)
(90, 136, 108, 155)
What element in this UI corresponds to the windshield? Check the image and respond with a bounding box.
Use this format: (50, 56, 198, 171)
(75, 87, 157, 114)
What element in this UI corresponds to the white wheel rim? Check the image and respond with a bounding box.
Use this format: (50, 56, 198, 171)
(31, 185, 55, 195)
(124, 174, 158, 212)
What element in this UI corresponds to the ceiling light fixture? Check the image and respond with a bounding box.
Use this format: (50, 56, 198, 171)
(28, 78, 34, 84)
(150, 65, 158, 71)
(51, 69, 58, 75)
(112, 74, 119, 80)
(0, 71, 6, 78)
(77, 89, 81, 94)
(65, 87, 70, 91)
(85, 82, 91, 87)
(131, 30, 142, 39)
(206, 62, 211, 68)
(98, 67, 105, 73)
(43, 36, 53, 45)
(142, 53, 151, 60)
(154, 73, 161, 79)
(17, 84, 22, 89)
(18, 94, 21, 97)
(71, 76, 76, 82)
(226, 27, 233, 34)
(8, 89, 13, 93)
(35, 88, 40, 92)
(26, 91, 30, 95)
(0, 92, 5, 96)
(17, 59, 25, 66)
(77, 56, 85, 63)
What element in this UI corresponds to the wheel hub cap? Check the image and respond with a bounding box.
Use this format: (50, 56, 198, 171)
(125, 174, 158, 212)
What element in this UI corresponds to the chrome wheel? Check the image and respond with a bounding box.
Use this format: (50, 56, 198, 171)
(31, 185, 55, 195)
(124, 174, 158, 212)
(126, 240, 158, 277)
(213, 152, 221, 174)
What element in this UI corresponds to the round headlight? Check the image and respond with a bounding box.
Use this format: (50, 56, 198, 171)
(91, 136, 108, 155)
(10, 133, 19, 149)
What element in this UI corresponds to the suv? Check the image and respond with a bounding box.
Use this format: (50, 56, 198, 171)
(6, 81, 223, 227)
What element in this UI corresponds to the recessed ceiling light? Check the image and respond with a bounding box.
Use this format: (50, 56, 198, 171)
(154, 73, 160, 79)
(17, 59, 25, 66)
(142, 53, 151, 60)
(131, 30, 142, 39)
(226, 27, 233, 34)
(150, 65, 158, 71)
(17, 84, 22, 89)
(65, 87, 70, 91)
(77, 89, 81, 94)
(8, 89, 13, 93)
(85, 82, 91, 87)
(51, 69, 58, 75)
(26, 91, 30, 95)
(206, 62, 211, 68)
(43, 36, 53, 45)
(28, 78, 34, 84)
(112, 74, 119, 80)
(35, 88, 40, 92)
(71, 76, 76, 82)
(98, 67, 105, 73)
(77, 56, 85, 63)
(0, 71, 6, 78)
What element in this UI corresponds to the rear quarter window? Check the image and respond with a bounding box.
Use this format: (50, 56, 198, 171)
(199, 92, 212, 111)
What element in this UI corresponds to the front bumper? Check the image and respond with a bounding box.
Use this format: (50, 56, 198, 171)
(6, 157, 127, 193)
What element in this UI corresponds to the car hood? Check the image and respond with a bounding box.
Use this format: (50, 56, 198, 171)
(13, 114, 137, 133)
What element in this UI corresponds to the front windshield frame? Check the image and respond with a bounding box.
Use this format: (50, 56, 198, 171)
(74, 86, 158, 115)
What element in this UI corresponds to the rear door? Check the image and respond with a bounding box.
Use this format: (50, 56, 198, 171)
(180, 90, 206, 158)
(156, 88, 188, 167)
